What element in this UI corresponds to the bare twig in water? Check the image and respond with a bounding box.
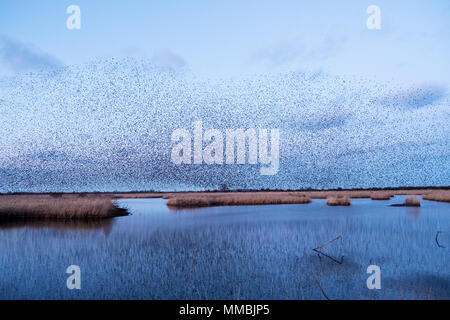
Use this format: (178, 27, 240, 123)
(313, 235, 344, 264)
(435, 231, 446, 248)
(315, 280, 330, 300)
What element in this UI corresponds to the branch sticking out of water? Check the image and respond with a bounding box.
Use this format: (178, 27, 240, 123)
(313, 235, 344, 264)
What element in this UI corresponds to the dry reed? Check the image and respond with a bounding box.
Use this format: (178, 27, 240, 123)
(0, 195, 127, 220)
(326, 195, 351, 206)
(404, 195, 421, 206)
(347, 192, 371, 198)
(390, 195, 421, 207)
(166, 193, 311, 208)
(370, 192, 392, 200)
(422, 191, 450, 203)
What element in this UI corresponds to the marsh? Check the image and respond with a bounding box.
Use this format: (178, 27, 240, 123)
(0, 196, 448, 299)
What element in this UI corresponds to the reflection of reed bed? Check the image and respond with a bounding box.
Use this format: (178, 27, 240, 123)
(167, 193, 311, 208)
(0, 217, 114, 233)
(0, 195, 128, 220)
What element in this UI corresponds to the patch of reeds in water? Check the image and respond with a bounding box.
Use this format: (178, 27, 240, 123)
(167, 192, 311, 208)
(390, 195, 421, 207)
(326, 195, 351, 206)
(0, 195, 127, 220)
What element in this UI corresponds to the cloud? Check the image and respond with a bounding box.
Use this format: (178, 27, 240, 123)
(252, 42, 305, 66)
(121, 45, 145, 58)
(0, 35, 63, 74)
(151, 49, 187, 71)
(250, 33, 346, 67)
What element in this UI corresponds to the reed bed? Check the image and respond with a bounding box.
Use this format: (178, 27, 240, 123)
(390, 195, 421, 207)
(404, 195, 421, 206)
(167, 193, 311, 208)
(422, 191, 450, 203)
(370, 192, 392, 200)
(0, 195, 127, 220)
(346, 191, 371, 198)
(326, 195, 351, 206)
(165, 189, 450, 208)
(112, 189, 449, 203)
(2, 189, 447, 216)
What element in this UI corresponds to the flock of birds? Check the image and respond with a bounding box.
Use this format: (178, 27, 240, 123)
(0, 58, 448, 192)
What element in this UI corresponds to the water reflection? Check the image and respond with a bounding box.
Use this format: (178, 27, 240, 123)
(0, 218, 115, 235)
(406, 207, 421, 218)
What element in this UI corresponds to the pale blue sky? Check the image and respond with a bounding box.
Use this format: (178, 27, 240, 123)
(1, 0, 449, 84)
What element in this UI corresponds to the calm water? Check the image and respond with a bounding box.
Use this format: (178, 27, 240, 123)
(0, 196, 449, 299)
